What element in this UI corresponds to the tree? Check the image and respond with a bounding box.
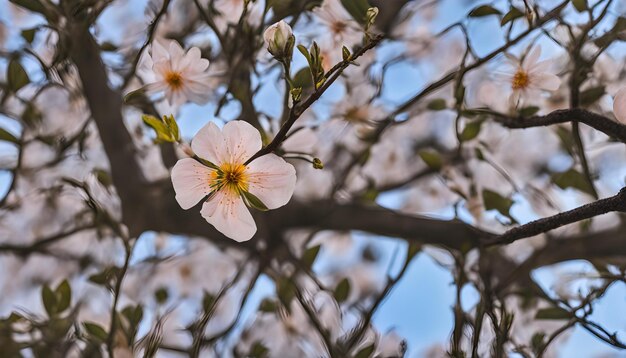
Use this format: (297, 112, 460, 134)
(0, 0, 625, 356)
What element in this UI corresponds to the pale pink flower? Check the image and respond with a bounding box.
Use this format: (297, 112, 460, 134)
(500, 46, 561, 107)
(613, 87, 626, 124)
(137, 39, 212, 107)
(314, 0, 363, 48)
(171, 121, 297, 242)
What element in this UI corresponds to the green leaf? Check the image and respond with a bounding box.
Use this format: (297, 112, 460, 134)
(301, 245, 321, 269)
(454, 84, 466, 103)
(418, 150, 443, 170)
(354, 343, 376, 358)
(579, 86, 605, 106)
(501, 7, 524, 26)
(518, 106, 540, 117)
(482, 189, 516, 223)
(203, 291, 216, 312)
(0, 128, 19, 144)
(460, 120, 484, 141)
(249, 341, 269, 358)
(142, 114, 175, 143)
(427, 98, 447, 111)
(242, 190, 269, 211)
(55, 280, 72, 313)
(9, 0, 46, 15)
(154, 287, 168, 304)
(551, 168, 595, 196)
(407, 243, 421, 259)
(276, 277, 296, 308)
(535, 307, 570, 320)
(7, 59, 30, 93)
(469, 5, 501, 17)
(42, 284, 57, 316)
(333, 278, 351, 303)
(340, 0, 370, 24)
(21, 28, 37, 43)
(531, 332, 546, 355)
(163, 114, 180, 141)
(83, 322, 108, 342)
(571, 0, 587, 12)
(259, 298, 278, 313)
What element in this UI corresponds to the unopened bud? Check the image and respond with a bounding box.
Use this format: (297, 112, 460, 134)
(264, 20, 294, 61)
(312, 158, 324, 169)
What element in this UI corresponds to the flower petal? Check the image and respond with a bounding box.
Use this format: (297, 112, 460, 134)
(150, 40, 170, 62)
(613, 87, 626, 124)
(246, 154, 297, 209)
(222, 120, 263, 164)
(192, 122, 228, 165)
(523, 45, 541, 69)
(531, 72, 560, 91)
(171, 158, 215, 209)
(201, 190, 257, 242)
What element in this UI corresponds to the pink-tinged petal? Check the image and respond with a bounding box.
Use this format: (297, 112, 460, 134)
(222, 121, 263, 164)
(181, 85, 211, 105)
(201, 190, 257, 242)
(150, 40, 170, 62)
(528, 59, 552, 73)
(246, 154, 296, 209)
(171, 158, 215, 209)
(523, 46, 541, 69)
(192, 122, 228, 165)
(143, 81, 169, 95)
(613, 87, 626, 124)
(168, 40, 185, 63)
(532, 73, 560, 91)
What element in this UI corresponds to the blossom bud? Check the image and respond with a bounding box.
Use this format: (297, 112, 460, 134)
(264, 20, 294, 61)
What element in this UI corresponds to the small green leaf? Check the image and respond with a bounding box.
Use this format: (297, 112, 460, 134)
(482, 189, 516, 223)
(460, 120, 484, 141)
(0, 128, 19, 144)
(407, 243, 421, 259)
(354, 343, 376, 358)
(518, 106, 540, 117)
(55, 280, 72, 313)
(301, 245, 321, 269)
(427, 98, 447, 111)
(579, 86, 605, 106)
(340, 0, 371, 24)
(501, 7, 524, 26)
(333, 278, 351, 303)
(535, 307, 570, 320)
(83, 322, 108, 342)
(249, 341, 269, 358)
(9, 0, 46, 15)
(203, 291, 216, 312)
(259, 298, 278, 313)
(551, 168, 595, 196)
(154, 287, 168, 304)
(276, 277, 296, 308)
(142, 114, 174, 143)
(469, 5, 501, 17)
(42, 284, 57, 316)
(418, 150, 443, 170)
(21, 28, 37, 43)
(242, 190, 269, 211)
(571, 0, 587, 12)
(7, 59, 30, 93)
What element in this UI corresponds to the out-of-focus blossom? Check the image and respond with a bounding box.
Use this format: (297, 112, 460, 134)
(500, 46, 561, 107)
(613, 87, 626, 123)
(171, 120, 296, 241)
(136, 40, 212, 107)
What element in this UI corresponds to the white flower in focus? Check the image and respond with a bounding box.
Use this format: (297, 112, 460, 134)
(613, 87, 626, 124)
(137, 40, 212, 107)
(264, 20, 294, 59)
(501, 46, 560, 107)
(171, 120, 297, 242)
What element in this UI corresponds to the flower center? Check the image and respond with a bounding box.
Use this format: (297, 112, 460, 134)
(511, 70, 530, 90)
(216, 162, 248, 194)
(165, 71, 184, 90)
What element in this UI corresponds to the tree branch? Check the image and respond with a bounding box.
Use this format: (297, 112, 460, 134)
(492, 108, 626, 143)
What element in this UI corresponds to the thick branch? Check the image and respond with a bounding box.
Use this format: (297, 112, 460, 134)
(68, 18, 146, 235)
(493, 108, 626, 143)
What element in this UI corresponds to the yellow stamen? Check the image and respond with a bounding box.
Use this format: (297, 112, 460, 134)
(214, 162, 248, 194)
(165, 71, 184, 90)
(511, 70, 530, 90)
